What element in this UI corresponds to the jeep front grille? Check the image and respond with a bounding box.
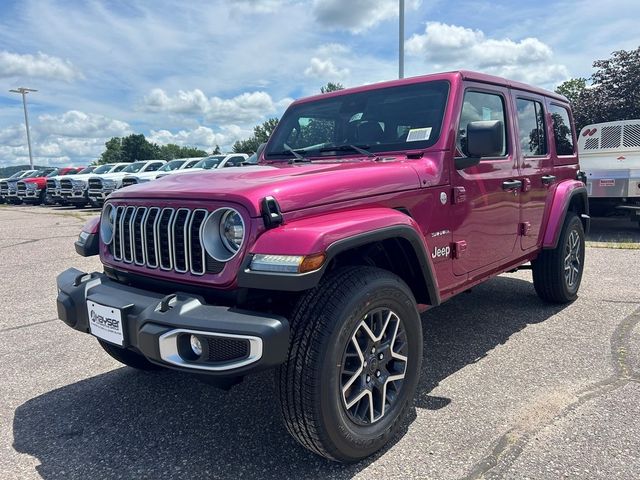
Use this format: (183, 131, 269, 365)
(109, 206, 222, 275)
(88, 178, 102, 190)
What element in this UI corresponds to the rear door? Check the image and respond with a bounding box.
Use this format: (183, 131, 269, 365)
(511, 92, 554, 250)
(451, 85, 521, 276)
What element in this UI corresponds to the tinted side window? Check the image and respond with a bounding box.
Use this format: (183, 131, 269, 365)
(225, 156, 245, 167)
(146, 162, 163, 172)
(516, 99, 547, 156)
(549, 105, 574, 155)
(458, 91, 507, 157)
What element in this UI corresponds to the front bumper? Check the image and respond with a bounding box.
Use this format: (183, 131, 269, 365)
(61, 189, 89, 203)
(56, 268, 290, 376)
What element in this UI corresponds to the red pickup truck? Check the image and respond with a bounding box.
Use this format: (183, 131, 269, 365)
(17, 167, 83, 205)
(57, 70, 588, 462)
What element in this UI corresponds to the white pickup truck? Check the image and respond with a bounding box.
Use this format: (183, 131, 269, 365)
(87, 160, 166, 206)
(578, 119, 640, 226)
(121, 157, 203, 187)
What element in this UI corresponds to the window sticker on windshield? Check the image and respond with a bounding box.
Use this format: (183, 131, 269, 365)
(406, 127, 432, 142)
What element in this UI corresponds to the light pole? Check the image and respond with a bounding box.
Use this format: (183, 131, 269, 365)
(399, 0, 405, 79)
(9, 87, 37, 169)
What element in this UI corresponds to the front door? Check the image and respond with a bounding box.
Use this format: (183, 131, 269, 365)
(451, 86, 521, 276)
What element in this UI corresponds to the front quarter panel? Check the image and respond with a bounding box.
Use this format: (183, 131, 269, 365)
(242, 208, 440, 303)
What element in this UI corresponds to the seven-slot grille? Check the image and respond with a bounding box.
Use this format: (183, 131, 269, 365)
(109, 206, 223, 275)
(88, 178, 102, 190)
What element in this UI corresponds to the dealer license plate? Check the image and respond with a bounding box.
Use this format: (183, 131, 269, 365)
(87, 301, 124, 346)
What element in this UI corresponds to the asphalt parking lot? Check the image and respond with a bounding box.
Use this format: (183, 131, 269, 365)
(1, 205, 639, 479)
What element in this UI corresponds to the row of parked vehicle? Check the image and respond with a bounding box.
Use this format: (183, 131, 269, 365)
(0, 153, 252, 208)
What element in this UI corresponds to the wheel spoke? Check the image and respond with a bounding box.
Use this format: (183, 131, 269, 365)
(340, 308, 409, 425)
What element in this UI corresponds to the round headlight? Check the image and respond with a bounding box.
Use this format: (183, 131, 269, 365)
(202, 208, 245, 262)
(100, 204, 117, 245)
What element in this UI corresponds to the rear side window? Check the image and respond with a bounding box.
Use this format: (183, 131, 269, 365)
(458, 91, 507, 157)
(516, 98, 547, 156)
(549, 105, 574, 155)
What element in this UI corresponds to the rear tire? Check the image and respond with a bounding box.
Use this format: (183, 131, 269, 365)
(532, 213, 585, 303)
(97, 339, 163, 371)
(276, 266, 422, 462)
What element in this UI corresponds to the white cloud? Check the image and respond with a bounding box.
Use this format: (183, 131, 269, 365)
(304, 57, 350, 80)
(0, 51, 82, 82)
(143, 89, 287, 123)
(0, 110, 130, 167)
(231, 0, 291, 14)
(37, 110, 131, 138)
(313, 0, 421, 33)
(148, 125, 250, 151)
(405, 22, 569, 86)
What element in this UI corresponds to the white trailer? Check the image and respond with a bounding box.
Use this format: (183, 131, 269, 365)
(578, 119, 640, 225)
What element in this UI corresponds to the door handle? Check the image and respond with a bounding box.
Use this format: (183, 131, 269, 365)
(541, 175, 556, 186)
(502, 180, 523, 191)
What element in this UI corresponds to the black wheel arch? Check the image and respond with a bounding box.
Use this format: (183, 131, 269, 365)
(237, 225, 441, 306)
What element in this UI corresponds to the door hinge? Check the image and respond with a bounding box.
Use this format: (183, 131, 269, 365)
(452, 186, 466, 204)
(452, 240, 467, 259)
(520, 222, 532, 236)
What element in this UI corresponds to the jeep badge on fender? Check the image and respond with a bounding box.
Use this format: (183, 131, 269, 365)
(57, 70, 588, 463)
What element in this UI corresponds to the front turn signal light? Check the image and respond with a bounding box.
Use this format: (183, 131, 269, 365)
(299, 253, 326, 273)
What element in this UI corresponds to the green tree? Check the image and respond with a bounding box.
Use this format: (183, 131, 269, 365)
(98, 137, 123, 164)
(212, 144, 221, 155)
(556, 47, 640, 131)
(120, 134, 161, 162)
(158, 144, 207, 160)
(233, 118, 279, 154)
(320, 82, 344, 93)
(555, 78, 587, 106)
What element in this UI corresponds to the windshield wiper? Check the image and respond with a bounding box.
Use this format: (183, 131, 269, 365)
(318, 144, 376, 157)
(283, 144, 311, 164)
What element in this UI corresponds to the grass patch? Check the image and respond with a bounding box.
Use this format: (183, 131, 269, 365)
(586, 241, 640, 250)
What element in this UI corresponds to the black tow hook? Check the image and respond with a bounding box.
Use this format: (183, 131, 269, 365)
(158, 293, 178, 313)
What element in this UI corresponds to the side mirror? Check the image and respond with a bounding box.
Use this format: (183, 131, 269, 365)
(467, 120, 504, 157)
(455, 120, 504, 170)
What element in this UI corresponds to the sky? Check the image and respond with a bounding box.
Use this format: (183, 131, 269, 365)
(0, 0, 639, 167)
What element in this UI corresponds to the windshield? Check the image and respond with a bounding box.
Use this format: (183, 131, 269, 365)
(46, 169, 60, 177)
(193, 156, 225, 169)
(245, 153, 258, 164)
(77, 166, 95, 174)
(266, 80, 449, 159)
(91, 164, 112, 174)
(8, 171, 26, 179)
(121, 161, 146, 173)
(158, 160, 185, 172)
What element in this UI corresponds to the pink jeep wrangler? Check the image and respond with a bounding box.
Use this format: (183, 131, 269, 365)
(57, 70, 588, 462)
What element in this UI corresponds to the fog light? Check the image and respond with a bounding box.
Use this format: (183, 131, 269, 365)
(190, 335, 203, 356)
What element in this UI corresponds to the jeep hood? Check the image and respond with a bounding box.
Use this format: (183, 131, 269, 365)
(109, 160, 427, 216)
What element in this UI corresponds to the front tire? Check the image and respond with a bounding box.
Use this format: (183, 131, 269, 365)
(532, 213, 585, 303)
(97, 339, 163, 371)
(276, 266, 422, 462)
